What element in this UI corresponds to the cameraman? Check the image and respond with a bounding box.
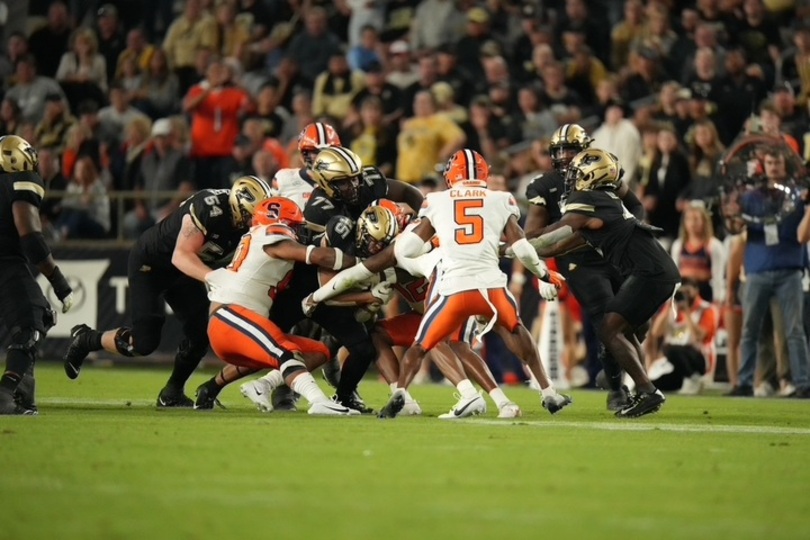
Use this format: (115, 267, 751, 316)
(648, 279, 718, 394)
(726, 147, 810, 398)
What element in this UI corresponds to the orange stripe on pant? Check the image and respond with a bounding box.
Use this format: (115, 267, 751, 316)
(414, 288, 520, 351)
(208, 305, 330, 370)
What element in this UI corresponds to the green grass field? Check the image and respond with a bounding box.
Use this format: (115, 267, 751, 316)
(1, 364, 810, 540)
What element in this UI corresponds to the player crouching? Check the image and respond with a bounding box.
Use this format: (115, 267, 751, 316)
(205, 197, 358, 415)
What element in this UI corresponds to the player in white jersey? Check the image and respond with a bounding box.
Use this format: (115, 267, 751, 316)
(304, 149, 573, 418)
(205, 197, 359, 415)
(272, 122, 341, 209)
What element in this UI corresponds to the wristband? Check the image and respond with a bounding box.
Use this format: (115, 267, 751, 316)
(332, 248, 344, 271)
(305, 245, 316, 264)
(48, 266, 72, 300)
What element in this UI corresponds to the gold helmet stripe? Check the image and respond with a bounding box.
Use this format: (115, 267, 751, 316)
(252, 176, 273, 196)
(561, 123, 570, 141)
(330, 146, 361, 175)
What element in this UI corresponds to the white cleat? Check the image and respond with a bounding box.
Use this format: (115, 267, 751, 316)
(497, 402, 522, 418)
(401, 398, 423, 415)
(240, 379, 275, 413)
(438, 392, 487, 419)
(308, 400, 360, 416)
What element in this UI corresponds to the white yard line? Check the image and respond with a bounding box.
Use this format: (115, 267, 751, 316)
(460, 419, 810, 435)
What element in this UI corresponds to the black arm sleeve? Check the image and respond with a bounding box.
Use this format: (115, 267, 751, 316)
(621, 188, 645, 220)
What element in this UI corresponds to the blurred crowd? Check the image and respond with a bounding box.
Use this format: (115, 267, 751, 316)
(3, 0, 810, 395)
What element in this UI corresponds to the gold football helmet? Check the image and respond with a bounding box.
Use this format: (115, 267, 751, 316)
(549, 124, 593, 173)
(567, 149, 622, 191)
(0, 135, 39, 173)
(356, 205, 400, 257)
(310, 147, 363, 204)
(229, 175, 274, 228)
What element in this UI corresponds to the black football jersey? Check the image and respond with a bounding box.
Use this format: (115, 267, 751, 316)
(303, 166, 388, 245)
(0, 170, 45, 259)
(136, 189, 247, 269)
(525, 171, 605, 268)
(564, 189, 680, 281)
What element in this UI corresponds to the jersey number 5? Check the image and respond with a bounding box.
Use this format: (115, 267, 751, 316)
(453, 199, 484, 245)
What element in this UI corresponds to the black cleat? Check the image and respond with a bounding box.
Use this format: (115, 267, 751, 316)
(606, 385, 631, 412)
(0, 389, 36, 415)
(14, 372, 36, 413)
(321, 358, 341, 389)
(271, 385, 299, 411)
(156, 386, 194, 408)
(542, 393, 573, 415)
(615, 389, 666, 419)
(336, 391, 375, 415)
(63, 324, 93, 380)
(378, 392, 405, 418)
(194, 383, 225, 410)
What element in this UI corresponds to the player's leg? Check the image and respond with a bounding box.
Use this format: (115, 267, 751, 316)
(64, 250, 168, 378)
(0, 262, 53, 415)
(449, 336, 521, 419)
(429, 338, 489, 419)
(372, 315, 424, 414)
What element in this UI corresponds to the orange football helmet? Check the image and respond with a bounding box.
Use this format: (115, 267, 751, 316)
(253, 197, 305, 239)
(443, 149, 489, 188)
(297, 122, 341, 168)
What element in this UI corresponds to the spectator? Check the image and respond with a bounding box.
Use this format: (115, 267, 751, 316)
(556, 0, 609, 65)
(641, 124, 692, 243)
(592, 101, 643, 184)
(463, 95, 510, 163)
(435, 45, 473, 108)
(539, 62, 582, 125)
(96, 4, 125, 84)
(760, 102, 801, 154)
(57, 154, 111, 239)
(0, 31, 29, 83)
(348, 25, 383, 73)
(780, 24, 810, 103)
(671, 203, 727, 302)
(123, 118, 194, 238)
(379, 0, 419, 43)
(514, 85, 557, 142)
(312, 51, 366, 123)
(402, 54, 440, 118)
(346, 0, 384, 49)
(28, 0, 72, 78)
(0, 97, 22, 136)
(430, 81, 467, 126)
(455, 7, 494, 81)
(771, 85, 809, 146)
(611, 0, 645, 71)
(668, 9, 702, 79)
(648, 279, 718, 394)
(730, 0, 782, 72)
(114, 115, 152, 191)
(634, 3, 678, 65)
(98, 84, 150, 147)
(184, 58, 251, 189)
(131, 48, 180, 119)
(715, 46, 768, 142)
(117, 55, 144, 96)
(115, 27, 156, 81)
(682, 119, 726, 211)
(34, 93, 75, 150)
(251, 148, 280, 185)
(61, 123, 93, 180)
(279, 89, 315, 148)
(248, 79, 289, 138)
(38, 145, 68, 237)
(410, 0, 464, 53)
(386, 40, 419, 90)
(162, 0, 218, 94)
(396, 89, 465, 184)
(621, 47, 666, 104)
(5, 54, 66, 123)
(285, 7, 343, 85)
(517, 42, 556, 84)
(347, 61, 403, 129)
(349, 96, 398, 177)
(214, 0, 253, 61)
(56, 27, 108, 111)
(564, 45, 609, 107)
(728, 147, 810, 397)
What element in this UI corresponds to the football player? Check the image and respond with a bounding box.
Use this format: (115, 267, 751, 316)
(525, 149, 681, 418)
(0, 135, 73, 414)
(273, 122, 341, 210)
(205, 197, 358, 415)
(519, 124, 645, 410)
(62, 176, 273, 407)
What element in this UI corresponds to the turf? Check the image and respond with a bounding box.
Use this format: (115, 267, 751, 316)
(1, 365, 809, 540)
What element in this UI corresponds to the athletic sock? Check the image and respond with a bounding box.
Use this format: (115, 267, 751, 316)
(1, 349, 34, 392)
(336, 353, 374, 399)
(600, 348, 623, 391)
(456, 379, 478, 399)
(83, 329, 103, 351)
(260, 370, 284, 389)
(290, 372, 329, 405)
(488, 387, 511, 409)
(389, 382, 398, 393)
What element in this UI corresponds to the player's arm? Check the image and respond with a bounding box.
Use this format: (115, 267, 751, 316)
(524, 204, 551, 240)
(172, 214, 214, 282)
(13, 200, 74, 312)
(386, 179, 424, 214)
(264, 240, 357, 270)
(616, 180, 645, 220)
(528, 213, 591, 258)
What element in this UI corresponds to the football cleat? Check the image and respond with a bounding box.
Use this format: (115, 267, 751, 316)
(156, 386, 194, 408)
(542, 392, 573, 415)
(400, 393, 423, 416)
(378, 390, 406, 418)
(63, 324, 93, 379)
(606, 385, 631, 412)
(615, 389, 666, 419)
(321, 358, 341, 389)
(194, 383, 225, 410)
(14, 371, 36, 413)
(308, 400, 359, 416)
(240, 379, 276, 413)
(0, 388, 36, 415)
(438, 391, 487, 419)
(271, 384, 300, 411)
(335, 391, 375, 415)
(497, 401, 522, 419)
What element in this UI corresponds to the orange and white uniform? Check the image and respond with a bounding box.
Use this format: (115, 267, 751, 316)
(406, 184, 521, 350)
(206, 224, 329, 369)
(272, 168, 317, 210)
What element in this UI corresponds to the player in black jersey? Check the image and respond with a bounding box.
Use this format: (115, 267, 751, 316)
(526, 149, 680, 418)
(62, 176, 273, 407)
(521, 124, 644, 411)
(0, 135, 73, 415)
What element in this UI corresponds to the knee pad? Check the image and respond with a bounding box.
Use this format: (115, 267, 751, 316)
(280, 358, 307, 380)
(8, 327, 42, 360)
(114, 327, 138, 357)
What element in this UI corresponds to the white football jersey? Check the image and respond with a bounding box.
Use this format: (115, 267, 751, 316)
(273, 168, 317, 210)
(206, 224, 296, 316)
(418, 184, 519, 295)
